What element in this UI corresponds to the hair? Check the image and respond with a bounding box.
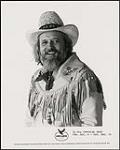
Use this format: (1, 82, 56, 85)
(33, 31, 73, 65)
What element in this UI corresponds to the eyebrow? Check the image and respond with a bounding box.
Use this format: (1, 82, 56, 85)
(40, 37, 60, 41)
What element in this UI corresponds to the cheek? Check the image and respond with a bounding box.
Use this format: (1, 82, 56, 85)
(56, 43, 65, 52)
(55, 45, 61, 51)
(40, 46, 45, 55)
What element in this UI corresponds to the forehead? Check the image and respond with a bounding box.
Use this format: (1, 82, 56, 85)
(39, 31, 64, 40)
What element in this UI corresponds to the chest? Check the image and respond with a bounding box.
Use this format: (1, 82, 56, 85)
(32, 74, 83, 125)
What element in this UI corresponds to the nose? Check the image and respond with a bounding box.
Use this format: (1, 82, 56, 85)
(47, 40, 54, 48)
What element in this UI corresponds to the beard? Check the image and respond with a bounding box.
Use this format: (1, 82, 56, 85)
(42, 58, 60, 72)
(40, 49, 66, 72)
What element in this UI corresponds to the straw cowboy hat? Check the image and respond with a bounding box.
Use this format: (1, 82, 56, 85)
(26, 11, 79, 47)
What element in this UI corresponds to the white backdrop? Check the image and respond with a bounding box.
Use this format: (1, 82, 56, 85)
(1, 1, 119, 149)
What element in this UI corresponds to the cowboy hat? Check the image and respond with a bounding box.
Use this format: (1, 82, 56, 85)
(26, 11, 79, 47)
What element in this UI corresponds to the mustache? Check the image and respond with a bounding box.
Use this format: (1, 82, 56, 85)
(45, 48, 58, 54)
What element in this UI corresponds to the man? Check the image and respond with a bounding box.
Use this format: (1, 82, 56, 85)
(26, 11, 106, 127)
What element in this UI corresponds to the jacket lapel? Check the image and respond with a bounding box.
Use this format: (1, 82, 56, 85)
(52, 53, 85, 90)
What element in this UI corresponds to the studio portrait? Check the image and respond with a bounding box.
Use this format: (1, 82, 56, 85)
(26, 11, 106, 127)
(2, 2, 119, 149)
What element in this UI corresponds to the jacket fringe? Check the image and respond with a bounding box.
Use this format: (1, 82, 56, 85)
(28, 68, 105, 126)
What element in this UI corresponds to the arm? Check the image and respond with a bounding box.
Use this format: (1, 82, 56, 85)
(79, 72, 105, 126)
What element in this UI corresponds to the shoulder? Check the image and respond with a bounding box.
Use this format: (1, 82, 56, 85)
(80, 66, 103, 94)
(80, 66, 96, 80)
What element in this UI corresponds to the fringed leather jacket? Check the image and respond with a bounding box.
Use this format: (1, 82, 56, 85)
(26, 53, 106, 127)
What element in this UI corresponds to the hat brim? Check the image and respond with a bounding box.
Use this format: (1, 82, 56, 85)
(26, 24, 79, 47)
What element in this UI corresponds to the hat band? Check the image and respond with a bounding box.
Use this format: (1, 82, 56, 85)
(39, 23, 62, 30)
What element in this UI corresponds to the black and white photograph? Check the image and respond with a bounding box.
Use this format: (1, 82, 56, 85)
(26, 10, 106, 127)
(1, 1, 119, 149)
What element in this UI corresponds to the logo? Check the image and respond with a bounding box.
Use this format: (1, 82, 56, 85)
(55, 128, 69, 141)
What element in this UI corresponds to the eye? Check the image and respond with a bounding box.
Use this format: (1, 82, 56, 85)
(53, 39, 59, 44)
(42, 40, 48, 46)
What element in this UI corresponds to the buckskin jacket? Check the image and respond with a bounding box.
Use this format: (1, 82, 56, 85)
(26, 53, 106, 127)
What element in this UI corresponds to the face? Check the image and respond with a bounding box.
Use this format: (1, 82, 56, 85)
(38, 31, 67, 71)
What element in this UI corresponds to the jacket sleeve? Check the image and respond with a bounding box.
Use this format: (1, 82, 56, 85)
(79, 71, 106, 126)
(28, 69, 41, 118)
(25, 76, 37, 127)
